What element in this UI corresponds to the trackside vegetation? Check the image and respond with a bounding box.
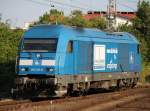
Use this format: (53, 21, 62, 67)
(0, 23, 23, 94)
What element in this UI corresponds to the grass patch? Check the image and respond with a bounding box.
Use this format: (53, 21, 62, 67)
(142, 62, 150, 83)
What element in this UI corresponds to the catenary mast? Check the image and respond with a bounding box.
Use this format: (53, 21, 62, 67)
(107, 0, 117, 31)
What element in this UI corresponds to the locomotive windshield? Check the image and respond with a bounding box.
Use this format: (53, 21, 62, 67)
(23, 38, 58, 52)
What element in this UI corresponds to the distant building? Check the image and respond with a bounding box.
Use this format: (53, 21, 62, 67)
(84, 11, 136, 28)
(23, 22, 34, 30)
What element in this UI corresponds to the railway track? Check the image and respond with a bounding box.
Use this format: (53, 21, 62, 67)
(0, 87, 149, 111)
(0, 100, 30, 106)
(110, 89, 150, 111)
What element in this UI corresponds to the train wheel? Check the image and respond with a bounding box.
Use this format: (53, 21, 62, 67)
(117, 79, 121, 90)
(131, 81, 137, 88)
(81, 89, 88, 96)
(67, 84, 73, 96)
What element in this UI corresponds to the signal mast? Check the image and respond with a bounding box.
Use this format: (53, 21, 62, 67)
(107, 0, 117, 31)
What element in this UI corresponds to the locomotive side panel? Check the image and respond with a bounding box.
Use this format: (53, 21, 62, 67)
(74, 41, 93, 74)
(129, 44, 141, 72)
(105, 43, 119, 72)
(118, 43, 129, 72)
(62, 40, 93, 75)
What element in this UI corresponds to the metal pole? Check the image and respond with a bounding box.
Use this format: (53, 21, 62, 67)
(107, 0, 116, 32)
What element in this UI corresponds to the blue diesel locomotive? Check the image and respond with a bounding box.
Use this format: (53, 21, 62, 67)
(13, 25, 141, 97)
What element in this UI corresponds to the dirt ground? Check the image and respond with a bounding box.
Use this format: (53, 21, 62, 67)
(110, 94, 150, 111)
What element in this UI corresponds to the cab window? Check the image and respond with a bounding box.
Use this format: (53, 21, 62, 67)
(23, 38, 58, 52)
(67, 41, 73, 53)
(137, 44, 140, 54)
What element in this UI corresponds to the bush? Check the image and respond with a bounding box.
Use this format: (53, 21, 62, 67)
(145, 75, 150, 83)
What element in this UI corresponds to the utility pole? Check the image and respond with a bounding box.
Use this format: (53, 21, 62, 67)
(107, 0, 117, 32)
(139, 0, 143, 5)
(0, 13, 2, 22)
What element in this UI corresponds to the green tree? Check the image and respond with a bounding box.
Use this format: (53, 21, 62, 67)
(37, 9, 65, 24)
(134, 1, 150, 61)
(69, 10, 88, 27)
(0, 21, 24, 93)
(36, 9, 107, 29)
(89, 17, 107, 30)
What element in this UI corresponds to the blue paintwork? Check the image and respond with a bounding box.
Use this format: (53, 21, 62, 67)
(17, 25, 141, 76)
(18, 52, 56, 75)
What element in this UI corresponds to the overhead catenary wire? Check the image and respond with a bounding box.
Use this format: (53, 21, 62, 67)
(25, 0, 139, 13)
(24, 0, 65, 13)
(116, 0, 150, 12)
(76, 0, 140, 11)
(70, 0, 96, 11)
(24, 0, 91, 12)
(117, 1, 137, 11)
(25, 0, 51, 7)
(124, 0, 139, 3)
(127, 0, 150, 3)
(44, 0, 93, 11)
(72, 0, 138, 13)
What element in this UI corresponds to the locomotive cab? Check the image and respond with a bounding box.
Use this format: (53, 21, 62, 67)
(18, 38, 58, 76)
(13, 26, 62, 98)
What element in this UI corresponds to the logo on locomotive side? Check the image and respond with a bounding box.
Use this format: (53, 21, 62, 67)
(106, 48, 118, 70)
(107, 48, 118, 54)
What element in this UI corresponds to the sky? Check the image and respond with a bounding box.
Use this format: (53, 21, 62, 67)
(0, 0, 149, 28)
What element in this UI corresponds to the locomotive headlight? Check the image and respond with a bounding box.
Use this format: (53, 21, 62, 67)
(21, 68, 26, 71)
(20, 68, 28, 72)
(42, 60, 55, 66)
(19, 60, 33, 66)
(46, 68, 54, 72)
(49, 68, 54, 72)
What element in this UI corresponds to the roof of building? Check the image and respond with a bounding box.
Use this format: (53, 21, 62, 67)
(84, 11, 136, 20)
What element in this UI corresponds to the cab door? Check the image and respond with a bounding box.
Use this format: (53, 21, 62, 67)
(74, 41, 93, 74)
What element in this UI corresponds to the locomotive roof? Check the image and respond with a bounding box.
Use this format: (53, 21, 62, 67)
(23, 24, 139, 44)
